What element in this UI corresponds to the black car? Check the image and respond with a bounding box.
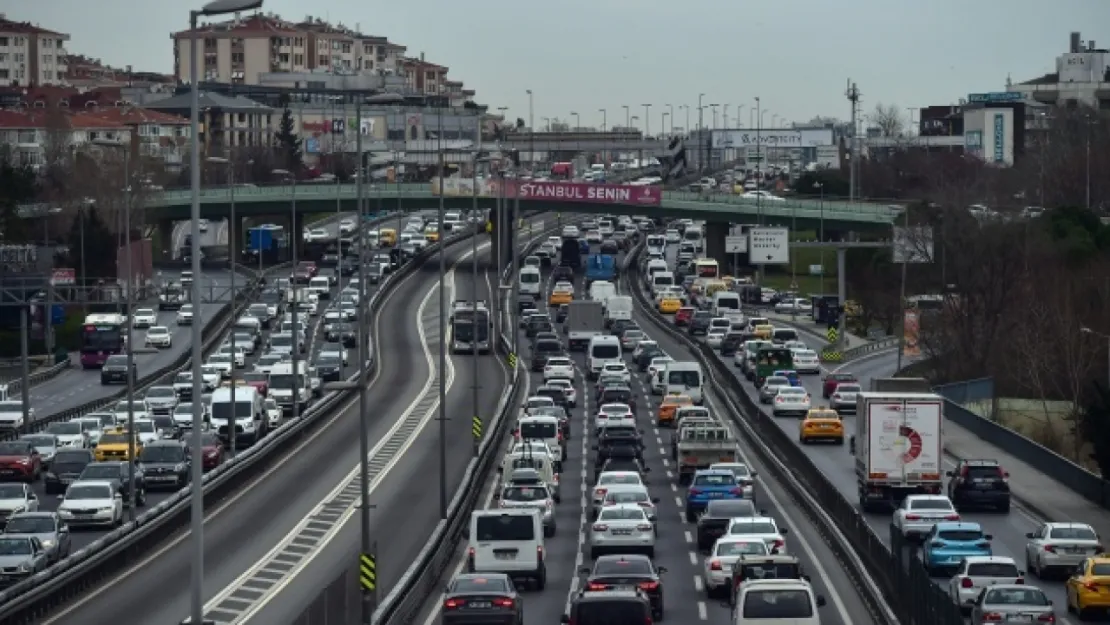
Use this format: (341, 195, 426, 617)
(593, 441, 642, 471)
(78, 461, 146, 506)
(720, 332, 745, 356)
(535, 385, 570, 410)
(442, 573, 522, 625)
(635, 347, 664, 372)
(609, 319, 637, 337)
(695, 499, 760, 551)
(552, 265, 574, 283)
(44, 449, 94, 495)
(324, 321, 355, 346)
(688, 311, 712, 336)
(599, 240, 620, 255)
(530, 339, 564, 372)
(579, 555, 666, 620)
(315, 356, 344, 382)
(338, 259, 358, 276)
(137, 440, 190, 489)
(946, 459, 1011, 512)
(526, 316, 553, 338)
(593, 454, 649, 483)
(598, 386, 636, 413)
(100, 355, 136, 385)
(563, 588, 652, 625)
(597, 429, 644, 464)
(555, 304, 569, 324)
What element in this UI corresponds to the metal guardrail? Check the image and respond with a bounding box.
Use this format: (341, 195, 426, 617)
(628, 247, 960, 625)
(369, 224, 558, 625)
(762, 312, 900, 363)
(1, 358, 71, 396)
(0, 214, 455, 622)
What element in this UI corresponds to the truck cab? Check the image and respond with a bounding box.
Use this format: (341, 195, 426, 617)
(268, 361, 313, 414)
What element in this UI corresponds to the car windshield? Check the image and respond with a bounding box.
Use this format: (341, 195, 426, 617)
(105, 356, 127, 366)
(146, 387, 175, 398)
(765, 377, 788, 386)
(0, 537, 33, 555)
(3, 516, 55, 534)
(983, 588, 1050, 606)
(0, 442, 28, 455)
(716, 541, 770, 557)
(66, 484, 112, 499)
(46, 422, 81, 435)
(317, 357, 342, 368)
(148, 327, 169, 336)
(0, 484, 26, 498)
(140, 446, 184, 462)
(97, 433, 131, 445)
(175, 404, 195, 415)
(22, 435, 54, 447)
(134, 421, 155, 433)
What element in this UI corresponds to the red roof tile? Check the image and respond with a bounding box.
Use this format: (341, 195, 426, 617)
(83, 106, 188, 126)
(0, 109, 128, 130)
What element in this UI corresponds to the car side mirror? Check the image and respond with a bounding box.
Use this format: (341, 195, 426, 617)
(642, 467, 651, 473)
(28, 493, 36, 499)
(114, 493, 122, 499)
(59, 525, 69, 534)
(779, 527, 789, 534)
(657, 566, 667, 574)
(816, 595, 827, 607)
(496, 466, 503, 475)
(492, 491, 501, 500)
(759, 509, 767, 515)
(945, 470, 954, 477)
(984, 534, 993, 540)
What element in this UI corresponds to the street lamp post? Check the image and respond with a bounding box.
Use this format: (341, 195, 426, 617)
(642, 104, 652, 137)
(206, 155, 238, 452)
(570, 111, 580, 131)
(187, 4, 265, 624)
(526, 89, 534, 168)
(599, 108, 607, 133)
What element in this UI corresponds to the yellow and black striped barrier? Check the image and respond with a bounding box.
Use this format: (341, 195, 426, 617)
(507, 352, 517, 369)
(819, 347, 843, 363)
(359, 553, 377, 592)
(472, 415, 483, 439)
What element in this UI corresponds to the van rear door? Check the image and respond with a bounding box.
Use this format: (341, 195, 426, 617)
(471, 510, 540, 573)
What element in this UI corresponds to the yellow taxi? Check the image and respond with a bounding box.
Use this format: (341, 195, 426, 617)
(658, 295, 682, 314)
(378, 228, 397, 247)
(752, 324, 773, 340)
(424, 226, 440, 243)
(799, 408, 844, 444)
(1066, 555, 1110, 616)
(657, 394, 694, 427)
(549, 287, 573, 306)
(94, 427, 143, 461)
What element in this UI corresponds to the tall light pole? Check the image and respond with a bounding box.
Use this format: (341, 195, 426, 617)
(722, 103, 730, 128)
(710, 104, 719, 130)
(206, 155, 237, 452)
(623, 105, 630, 130)
(436, 106, 448, 518)
(599, 108, 607, 132)
(642, 104, 652, 137)
(698, 93, 705, 171)
(570, 111, 580, 130)
(1080, 327, 1110, 388)
(272, 168, 300, 425)
(680, 104, 689, 138)
(187, 3, 265, 624)
(526, 89, 534, 169)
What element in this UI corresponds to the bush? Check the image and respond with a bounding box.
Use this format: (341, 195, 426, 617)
(0, 315, 83, 359)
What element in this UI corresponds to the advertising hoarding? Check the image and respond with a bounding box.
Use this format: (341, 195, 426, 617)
(431, 179, 662, 206)
(711, 128, 833, 148)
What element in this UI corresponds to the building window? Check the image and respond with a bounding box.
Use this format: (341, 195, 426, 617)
(319, 55, 328, 66)
(279, 53, 289, 63)
(0, 38, 8, 47)
(232, 52, 244, 63)
(341, 42, 351, 53)
(204, 38, 217, 50)
(294, 54, 304, 65)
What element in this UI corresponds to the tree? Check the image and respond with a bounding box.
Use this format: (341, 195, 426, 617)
(0, 160, 38, 243)
(65, 205, 116, 280)
(870, 103, 905, 138)
(1080, 383, 1110, 477)
(275, 107, 303, 174)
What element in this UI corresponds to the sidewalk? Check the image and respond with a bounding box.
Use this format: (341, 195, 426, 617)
(944, 418, 1110, 538)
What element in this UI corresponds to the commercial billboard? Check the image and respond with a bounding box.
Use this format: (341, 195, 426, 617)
(711, 128, 833, 148)
(961, 108, 1014, 167)
(431, 179, 662, 206)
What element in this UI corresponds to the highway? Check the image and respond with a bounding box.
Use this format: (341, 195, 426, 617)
(660, 250, 1080, 619)
(38, 214, 508, 625)
(415, 241, 879, 625)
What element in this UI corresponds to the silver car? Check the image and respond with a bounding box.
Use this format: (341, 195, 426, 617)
(2, 512, 70, 564)
(709, 462, 757, 501)
(1024, 522, 1101, 578)
(892, 495, 959, 541)
(947, 555, 1023, 612)
(0, 535, 49, 584)
(758, 376, 791, 403)
(969, 584, 1054, 624)
(589, 504, 656, 559)
(829, 383, 861, 413)
(701, 536, 772, 598)
(497, 483, 556, 537)
(19, 434, 58, 467)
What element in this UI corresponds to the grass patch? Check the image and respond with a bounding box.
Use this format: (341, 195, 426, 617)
(759, 273, 836, 295)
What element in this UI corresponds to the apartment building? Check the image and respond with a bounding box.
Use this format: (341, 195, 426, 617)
(0, 15, 70, 87)
(0, 108, 128, 168)
(81, 105, 191, 167)
(399, 55, 450, 95)
(173, 13, 405, 86)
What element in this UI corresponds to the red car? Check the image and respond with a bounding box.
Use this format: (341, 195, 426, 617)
(296, 261, 318, 277)
(822, 372, 857, 398)
(674, 307, 696, 326)
(0, 440, 42, 482)
(240, 372, 269, 396)
(200, 432, 226, 471)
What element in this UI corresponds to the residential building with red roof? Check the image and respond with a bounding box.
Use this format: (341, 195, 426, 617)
(0, 14, 71, 87)
(0, 107, 128, 168)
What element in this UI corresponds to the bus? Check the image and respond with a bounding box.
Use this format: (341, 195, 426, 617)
(450, 300, 491, 354)
(80, 313, 128, 369)
(693, 258, 720, 279)
(754, 346, 793, 386)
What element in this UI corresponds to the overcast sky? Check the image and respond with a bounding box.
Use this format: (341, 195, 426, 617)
(14, 0, 1108, 130)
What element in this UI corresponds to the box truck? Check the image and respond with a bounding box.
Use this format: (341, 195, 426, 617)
(854, 391, 944, 512)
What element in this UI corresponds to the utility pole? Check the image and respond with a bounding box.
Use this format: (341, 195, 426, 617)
(846, 80, 861, 202)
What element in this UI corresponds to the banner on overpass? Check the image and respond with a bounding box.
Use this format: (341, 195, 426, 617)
(431, 178, 661, 206)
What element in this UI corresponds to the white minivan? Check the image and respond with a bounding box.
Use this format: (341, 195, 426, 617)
(732, 579, 826, 624)
(650, 271, 676, 296)
(517, 415, 564, 461)
(519, 266, 542, 297)
(587, 335, 622, 380)
(466, 508, 547, 589)
(712, 291, 742, 317)
(664, 361, 704, 405)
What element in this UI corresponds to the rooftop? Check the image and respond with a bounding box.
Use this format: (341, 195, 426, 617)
(82, 106, 189, 126)
(143, 90, 273, 114)
(171, 13, 300, 38)
(0, 109, 128, 130)
(0, 16, 67, 37)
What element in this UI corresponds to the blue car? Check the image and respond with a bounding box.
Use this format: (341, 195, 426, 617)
(773, 369, 801, 387)
(684, 469, 743, 522)
(921, 521, 993, 575)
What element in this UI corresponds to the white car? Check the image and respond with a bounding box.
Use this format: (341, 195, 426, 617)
(543, 357, 575, 382)
(57, 481, 122, 527)
(619, 329, 645, 351)
(176, 305, 194, 326)
(631, 340, 658, 362)
(112, 400, 149, 424)
(561, 225, 580, 238)
(792, 349, 820, 374)
(770, 386, 811, 417)
(585, 230, 603, 243)
(596, 403, 635, 433)
(304, 228, 329, 242)
(591, 471, 645, 512)
(1024, 522, 1102, 578)
(264, 397, 282, 427)
(891, 494, 959, 541)
(705, 327, 728, 349)
(599, 362, 630, 384)
(145, 326, 173, 348)
(726, 516, 789, 554)
(545, 379, 577, 407)
(0, 401, 28, 431)
(594, 484, 658, 523)
(44, 421, 89, 448)
(774, 297, 808, 314)
(784, 340, 807, 352)
(319, 347, 349, 367)
(197, 219, 209, 232)
(200, 365, 223, 389)
(131, 419, 161, 445)
(702, 536, 773, 597)
(588, 504, 656, 559)
(338, 218, 356, 235)
(206, 355, 234, 377)
(647, 357, 673, 381)
(132, 308, 157, 328)
(0, 483, 39, 517)
(254, 354, 284, 375)
(947, 555, 1024, 610)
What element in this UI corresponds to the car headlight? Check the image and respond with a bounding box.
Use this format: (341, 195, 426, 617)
(98, 507, 113, 513)
(41, 539, 56, 548)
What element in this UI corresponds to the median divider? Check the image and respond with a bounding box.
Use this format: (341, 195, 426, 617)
(0, 218, 481, 623)
(627, 244, 964, 625)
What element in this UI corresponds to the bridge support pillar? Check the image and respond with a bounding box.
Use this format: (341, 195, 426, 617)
(703, 221, 729, 269)
(157, 219, 174, 262)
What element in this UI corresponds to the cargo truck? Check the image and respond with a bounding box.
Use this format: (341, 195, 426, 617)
(870, 377, 932, 392)
(565, 300, 605, 351)
(854, 391, 944, 512)
(675, 421, 738, 486)
(585, 254, 616, 284)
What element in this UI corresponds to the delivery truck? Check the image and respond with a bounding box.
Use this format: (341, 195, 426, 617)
(853, 391, 944, 512)
(565, 300, 605, 351)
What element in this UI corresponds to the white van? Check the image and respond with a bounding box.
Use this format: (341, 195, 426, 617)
(650, 271, 676, 296)
(517, 415, 564, 461)
(683, 227, 704, 252)
(732, 579, 826, 624)
(664, 361, 704, 404)
(466, 508, 547, 589)
(646, 234, 666, 255)
(308, 276, 330, 300)
(587, 335, 622, 380)
(209, 385, 265, 445)
(604, 295, 633, 326)
(519, 266, 542, 296)
(588, 280, 616, 304)
(712, 291, 742, 317)
(269, 361, 312, 413)
(644, 259, 669, 287)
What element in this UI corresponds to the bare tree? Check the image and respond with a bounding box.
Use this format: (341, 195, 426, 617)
(870, 103, 905, 138)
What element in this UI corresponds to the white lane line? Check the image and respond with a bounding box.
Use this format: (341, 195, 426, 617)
(564, 361, 594, 616)
(697, 601, 708, 620)
(693, 575, 704, 592)
(687, 550, 698, 565)
(684, 530, 693, 544)
(674, 495, 683, 507)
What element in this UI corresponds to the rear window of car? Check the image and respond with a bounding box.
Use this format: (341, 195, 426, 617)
(1049, 527, 1098, 540)
(475, 515, 535, 541)
(593, 559, 652, 575)
(964, 465, 1003, 479)
(535, 341, 562, 354)
(967, 562, 1020, 577)
(451, 576, 510, 593)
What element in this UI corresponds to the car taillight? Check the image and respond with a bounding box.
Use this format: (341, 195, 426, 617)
(1037, 615, 1055, 623)
(493, 597, 515, 608)
(467, 547, 475, 558)
(772, 539, 785, 552)
(688, 488, 702, 495)
(639, 581, 659, 591)
(805, 395, 811, 402)
(709, 559, 723, 571)
(587, 582, 608, 591)
(904, 514, 921, 521)
(1044, 545, 1057, 553)
(775, 397, 784, 403)
(960, 577, 973, 588)
(1014, 577, 1024, 584)
(593, 524, 608, 532)
(1096, 544, 1104, 552)
(444, 598, 465, 609)
(980, 613, 1003, 622)
(1085, 581, 1098, 591)
(832, 394, 841, 400)
(546, 499, 553, 509)
(595, 488, 607, 497)
(944, 514, 960, 521)
(729, 488, 742, 496)
(637, 523, 653, 531)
